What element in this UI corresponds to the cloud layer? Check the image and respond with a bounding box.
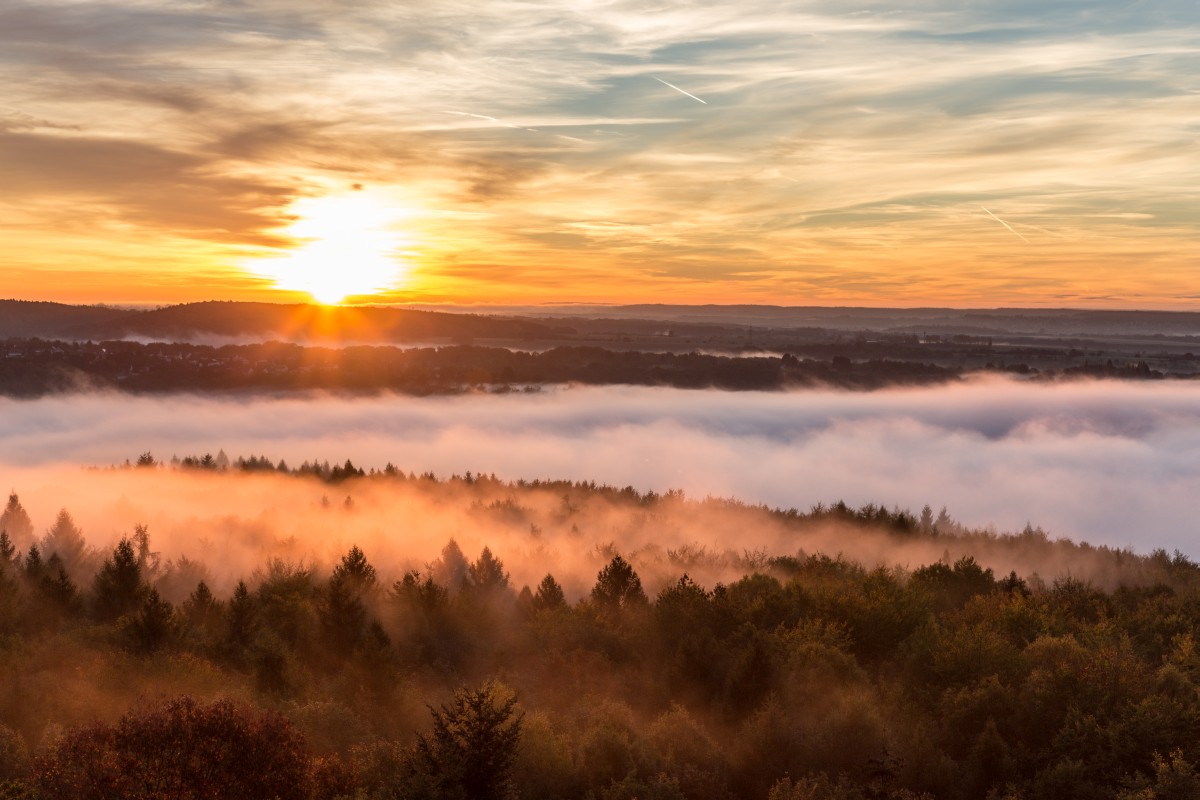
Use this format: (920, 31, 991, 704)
(2, 0, 1198, 305)
(2, 377, 1198, 558)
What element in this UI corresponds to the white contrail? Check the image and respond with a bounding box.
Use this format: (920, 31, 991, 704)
(654, 77, 708, 105)
(980, 205, 1030, 243)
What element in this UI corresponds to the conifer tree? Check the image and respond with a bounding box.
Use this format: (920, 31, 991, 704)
(92, 537, 144, 622)
(414, 682, 523, 800)
(0, 493, 34, 549)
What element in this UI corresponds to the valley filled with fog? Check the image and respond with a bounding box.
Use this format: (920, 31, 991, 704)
(2, 375, 1196, 558)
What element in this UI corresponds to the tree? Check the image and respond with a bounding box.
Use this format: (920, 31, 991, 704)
(224, 580, 258, 657)
(131, 524, 160, 582)
(592, 555, 647, 612)
(0, 494, 33, 550)
(40, 554, 81, 619)
(92, 537, 144, 622)
(414, 682, 523, 800)
(430, 539, 470, 594)
(126, 588, 175, 652)
(332, 544, 377, 593)
(533, 574, 566, 611)
(32, 697, 312, 800)
(0, 530, 15, 568)
(181, 580, 221, 640)
(469, 547, 510, 593)
(40, 509, 89, 580)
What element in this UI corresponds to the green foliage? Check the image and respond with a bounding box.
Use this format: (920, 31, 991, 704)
(91, 536, 144, 622)
(123, 588, 175, 652)
(413, 682, 523, 800)
(469, 546, 510, 593)
(592, 555, 647, 613)
(1, 478, 1199, 800)
(0, 495, 33, 551)
(533, 574, 566, 611)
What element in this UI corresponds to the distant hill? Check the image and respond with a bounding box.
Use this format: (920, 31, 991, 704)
(0, 300, 571, 344)
(458, 303, 1200, 336)
(0, 300, 130, 339)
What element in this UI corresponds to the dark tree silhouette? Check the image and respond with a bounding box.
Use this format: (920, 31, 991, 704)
(40, 509, 89, 579)
(414, 682, 523, 800)
(0, 493, 34, 550)
(592, 554, 647, 612)
(92, 537, 144, 622)
(469, 547, 509, 592)
(533, 574, 566, 611)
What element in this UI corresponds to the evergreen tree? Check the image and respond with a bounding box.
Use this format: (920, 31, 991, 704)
(414, 683, 523, 800)
(321, 545, 379, 655)
(431, 539, 470, 594)
(224, 580, 258, 656)
(0, 530, 16, 568)
(331, 545, 377, 593)
(469, 547, 509, 593)
(41, 509, 89, 579)
(23, 544, 44, 582)
(41, 554, 81, 617)
(591, 555, 647, 612)
(127, 588, 174, 652)
(533, 574, 566, 611)
(0, 494, 34, 550)
(131, 524, 160, 581)
(182, 580, 220, 630)
(92, 537, 144, 622)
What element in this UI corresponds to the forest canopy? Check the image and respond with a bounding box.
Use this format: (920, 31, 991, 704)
(0, 460, 1198, 799)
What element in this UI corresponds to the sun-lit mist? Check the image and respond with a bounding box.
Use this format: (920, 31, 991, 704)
(246, 191, 413, 304)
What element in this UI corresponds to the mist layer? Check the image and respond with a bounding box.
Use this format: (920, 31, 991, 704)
(1, 377, 1197, 556)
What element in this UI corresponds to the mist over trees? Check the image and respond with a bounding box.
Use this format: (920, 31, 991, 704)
(0, 460, 1198, 798)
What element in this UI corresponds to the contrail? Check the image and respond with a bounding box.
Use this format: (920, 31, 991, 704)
(980, 206, 1030, 243)
(654, 77, 708, 105)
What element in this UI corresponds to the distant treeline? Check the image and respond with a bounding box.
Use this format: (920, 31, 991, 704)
(0, 337, 962, 396)
(1, 463, 1200, 799)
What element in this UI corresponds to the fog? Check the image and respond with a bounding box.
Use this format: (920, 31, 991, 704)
(1, 377, 1198, 580)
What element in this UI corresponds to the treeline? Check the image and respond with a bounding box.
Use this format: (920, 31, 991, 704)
(0, 337, 958, 397)
(1, 488, 1200, 797)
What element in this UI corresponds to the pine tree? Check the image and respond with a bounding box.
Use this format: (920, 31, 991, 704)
(414, 682, 523, 800)
(0, 530, 16, 568)
(431, 539, 470, 594)
(591, 554, 647, 612)
(533, 574, 566, 611)
(127, 588, 174, 652)
(469, 547, 509, 593)
(41, 509, 89, 578)
(0, 493, 34, 549)
(224, 581, 258, 656)
(92, 537, 144, 622)
(332, 545, 377, 592)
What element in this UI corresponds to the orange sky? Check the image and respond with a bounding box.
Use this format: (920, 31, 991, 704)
(2, 1, 1198, 308)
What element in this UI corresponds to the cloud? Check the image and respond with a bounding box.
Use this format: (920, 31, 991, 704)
(2, 377, 1199, 561)
(2, 0, 1199, 304)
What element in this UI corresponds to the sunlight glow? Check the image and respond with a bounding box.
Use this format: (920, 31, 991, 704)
(248, 192, 412, 304)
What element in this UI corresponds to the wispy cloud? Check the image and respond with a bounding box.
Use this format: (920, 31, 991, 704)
(1, 0, 1198, 304)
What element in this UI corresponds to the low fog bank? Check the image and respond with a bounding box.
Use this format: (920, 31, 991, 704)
(1, 376, 1198, 559)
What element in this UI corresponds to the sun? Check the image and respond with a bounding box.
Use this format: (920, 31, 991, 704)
(247, 190, 412, 304)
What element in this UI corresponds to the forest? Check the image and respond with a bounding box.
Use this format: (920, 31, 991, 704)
(0, 460, 1198, 799)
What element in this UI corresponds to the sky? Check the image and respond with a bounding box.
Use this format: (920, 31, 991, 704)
(2, 0, 1198, 307)
(3, 377, 1200, 557)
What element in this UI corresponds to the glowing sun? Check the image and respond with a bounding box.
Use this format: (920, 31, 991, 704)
(249, 191, 411, 304)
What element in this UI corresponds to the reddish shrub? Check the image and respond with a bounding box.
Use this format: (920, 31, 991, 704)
(34, 697, 311, 800)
